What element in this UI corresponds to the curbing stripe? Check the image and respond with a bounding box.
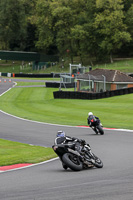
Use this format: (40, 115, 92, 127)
(77, 125, 133, 132)
(0, 158, 58, 173)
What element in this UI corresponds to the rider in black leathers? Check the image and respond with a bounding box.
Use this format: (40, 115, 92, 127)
(55, 130, 86, 169)
(55, 130, 85, 150)
(87, 112, 100, 133)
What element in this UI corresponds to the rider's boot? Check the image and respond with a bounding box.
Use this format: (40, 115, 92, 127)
(62, 162, 68, 170)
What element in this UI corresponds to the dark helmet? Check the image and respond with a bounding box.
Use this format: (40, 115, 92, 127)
(56, 130, 65, 137)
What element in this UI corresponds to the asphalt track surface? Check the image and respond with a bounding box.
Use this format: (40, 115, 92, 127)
(0, 79, 133, 200)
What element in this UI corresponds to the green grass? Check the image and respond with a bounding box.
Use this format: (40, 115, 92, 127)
(10, 77, 60, 81)
(0, 60, 32, 73)
(1, 58, 133, 73)
(16, 82, 46, 86)
(93, 59, 133, 73)
(0, 87, 133, 129)
(0, 138, 56, 166)
(14, 78, 60, 86)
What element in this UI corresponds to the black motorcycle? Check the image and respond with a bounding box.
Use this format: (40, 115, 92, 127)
(89, 116, 104, 135)
(52, 141, 103, 171)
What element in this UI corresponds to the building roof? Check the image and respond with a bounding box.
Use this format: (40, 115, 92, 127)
(77, 68, 133, 83)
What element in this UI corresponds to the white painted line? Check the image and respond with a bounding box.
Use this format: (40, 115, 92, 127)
(104, 128, 133, 132)
(0, 157, 58, 173)
(0, 81, 17, 97)
(0, 109, 77, 128)
(0, 87, 12, 97)
(0, 110, 132, 132)
(77, 125, 133, 132)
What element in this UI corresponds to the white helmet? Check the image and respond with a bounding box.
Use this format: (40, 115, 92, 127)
(56, 130, 65, 137)
(88, 112, 93, 116)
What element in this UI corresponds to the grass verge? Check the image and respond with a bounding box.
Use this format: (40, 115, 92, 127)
(0, 87, 133, 130)
(0, 138, 57, 166)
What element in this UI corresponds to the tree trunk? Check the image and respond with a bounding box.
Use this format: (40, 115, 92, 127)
(110, 52, 113, 63)
(71, 55, 73, 64)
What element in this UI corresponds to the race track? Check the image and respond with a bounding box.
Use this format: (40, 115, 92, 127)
(0, 80, 133, 200)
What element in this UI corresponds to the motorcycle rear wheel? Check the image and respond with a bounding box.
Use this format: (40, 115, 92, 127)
(62, 153, 83, 171)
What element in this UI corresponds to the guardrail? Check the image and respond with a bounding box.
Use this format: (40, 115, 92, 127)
(46, 82, 75, 88)
(0, 72, 70, 78)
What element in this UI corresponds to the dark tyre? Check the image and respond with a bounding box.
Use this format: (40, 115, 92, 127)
(92, 127, 98, 134)
(97, 125, 104, 135)
(92, 154, 103, 168)
(62, 153, 83, 171)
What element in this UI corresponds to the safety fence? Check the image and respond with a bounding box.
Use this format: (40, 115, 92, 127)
(53, 87, 133, 100)
(46, 82, 75, 88)
(14, 73, 54, 78)
(0, 72, 71, 78)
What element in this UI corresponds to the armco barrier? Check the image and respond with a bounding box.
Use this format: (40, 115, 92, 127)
(14, 72, 69, 78)
(1, 72, 62, 78)
(53, 87, 133, 100)
(46, 82, 75, 88)
(14, 73, 53, 78)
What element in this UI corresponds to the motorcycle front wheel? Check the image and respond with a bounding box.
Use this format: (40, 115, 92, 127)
(92, 154, 103, 168)
(62, 153, 83, 171)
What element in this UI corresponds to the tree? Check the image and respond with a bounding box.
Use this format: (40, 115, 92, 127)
(35, 0, 133, 63)
(70, 0, 98, 64)
(35, 0, 78, 61)
(21, 0, 38, 51)
(35, 0, 55, 54)
(50, 0, 81, 62)
(35, 0, 97, 63)
(0, 0, 27, 50)
(94, 0, 131, 62)
(124, 3, 133, 56)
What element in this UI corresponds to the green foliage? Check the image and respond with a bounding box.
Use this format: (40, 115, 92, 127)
(0, 0, 27, 50)
(35, 0, 133, 62)
(125, 4, 133, 36)
(35, 0, 54, 50)
(94, 0, 131, 61)
(0, 0, 133, 61)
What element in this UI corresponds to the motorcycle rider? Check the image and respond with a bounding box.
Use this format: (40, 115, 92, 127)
(87, 112, 100, 134)
(55, 130, 86, 169)
(55, 130, 86, 149)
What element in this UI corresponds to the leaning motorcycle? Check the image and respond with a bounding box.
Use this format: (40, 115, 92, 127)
(89, 116, 104, 135)
(52, 141, 103, 171)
